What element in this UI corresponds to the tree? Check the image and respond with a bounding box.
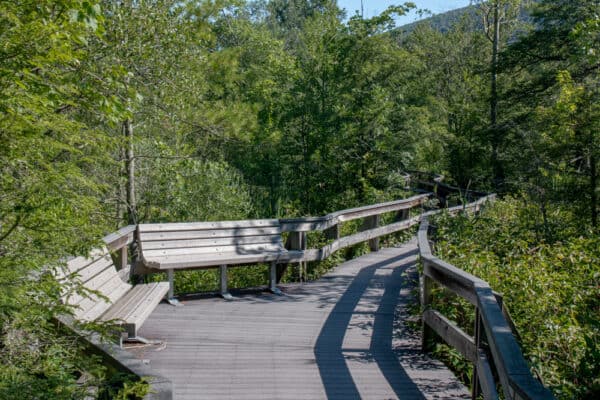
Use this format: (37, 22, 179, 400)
(0, 1, 125, 397)
(501, 0, 599, 229)
(476, 0, 527, 188)
(402, 17, 491, 187)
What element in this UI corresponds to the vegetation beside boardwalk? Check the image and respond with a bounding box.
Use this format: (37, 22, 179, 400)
(430, 197, 599, 399)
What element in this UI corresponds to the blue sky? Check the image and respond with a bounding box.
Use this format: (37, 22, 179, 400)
(337, 0, 472, 25)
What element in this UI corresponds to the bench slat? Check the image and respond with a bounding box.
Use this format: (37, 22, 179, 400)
(72, 255, 113, 284)
(101, 282, 169, 337)
(139, 219, 279, 232)
(139, 226, 282, 242)
(101, 283, 153, 321)
(121, 283, 169, 326)
(77, 277, 132, 321)
(144, 251, 288, 269)
(143, 243, 283, 258)
(66, 265, 119, 306)
(141, 234, 282, 250)
(56, 248, 108, 279)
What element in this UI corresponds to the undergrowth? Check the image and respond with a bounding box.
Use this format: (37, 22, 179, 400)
(428, 196, 599, 399)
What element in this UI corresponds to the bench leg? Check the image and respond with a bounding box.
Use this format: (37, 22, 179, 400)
(269, 262, 282, 295)
(220, 265, 233, 300)
(167, 269, 181, 306)
(119, 331, 162, 348)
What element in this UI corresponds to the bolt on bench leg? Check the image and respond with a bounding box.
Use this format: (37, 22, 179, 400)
(220, 265, 234, 300)
(269, 262, 282, 295)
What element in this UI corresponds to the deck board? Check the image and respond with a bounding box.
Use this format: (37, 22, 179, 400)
(131, 239, 470, 399)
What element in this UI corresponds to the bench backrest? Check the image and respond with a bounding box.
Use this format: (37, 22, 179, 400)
(138, 219, 285, 258)
(61, 247, 132, 321)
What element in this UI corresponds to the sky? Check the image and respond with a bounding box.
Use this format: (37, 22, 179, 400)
(337, 0, 472, 26)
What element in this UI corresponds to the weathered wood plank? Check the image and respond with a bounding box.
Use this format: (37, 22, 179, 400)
(80, 278, 131, 321)
(361, 215, 380, 251)
(143, 243, 283, 258)
(139, 219, 280, 232)
(279, 194, 430, 232)
(476, 350, 499, 400)
(102, 225, 136, 252)
(422, 309, 477, 362)
(143, 251, 291, 270)
(422, 260, 479, 306)
(301, 217, 420, 262)
(140, 227, 282, 242)
(70, 255, 113, 283)
(142, 234, 282, 250)
(59, 248, 109, 278)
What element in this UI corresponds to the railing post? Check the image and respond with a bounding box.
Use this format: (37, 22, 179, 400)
(116, 246, 128, 271)
(420, 266, 433, 352)
(286, 231, 307, 281)
(324, 223, 340, 240)
(396, 208, 409, 222)
(472, 308, 483, 399)
(362, 215, 380, 251)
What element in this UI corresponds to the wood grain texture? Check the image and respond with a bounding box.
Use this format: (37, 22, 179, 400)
(130, 241, 469, 400)
(422, 309, 477, 362)
(61, 248, 167, 336)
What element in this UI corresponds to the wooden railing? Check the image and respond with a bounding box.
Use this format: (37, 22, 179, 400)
(102, 224, 136, 279)
(418, 208, 554, 399)
(278, 194, 429, 279)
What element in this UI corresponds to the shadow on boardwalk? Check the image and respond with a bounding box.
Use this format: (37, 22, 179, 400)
(132, 241, 469, 399)
(314, 250, 425, 400)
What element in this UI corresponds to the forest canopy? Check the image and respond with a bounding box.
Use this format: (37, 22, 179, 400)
(0, 0, 598, 398)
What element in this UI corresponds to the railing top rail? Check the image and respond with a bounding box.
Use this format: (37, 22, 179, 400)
(102, 224, 136, 251)
(279, 193, 431, 232)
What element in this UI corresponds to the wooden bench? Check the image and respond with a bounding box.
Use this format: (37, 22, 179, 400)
(138, 219, 304, 300)
(59, 247, 169, 342)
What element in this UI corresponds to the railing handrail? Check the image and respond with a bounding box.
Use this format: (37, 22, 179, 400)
(418, 213, 554, 399)
(279, 193, 431, 232)
(102, 224, 136, 251)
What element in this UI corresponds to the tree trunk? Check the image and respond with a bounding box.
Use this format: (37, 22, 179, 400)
(490, 1, 503, 189)
(124, 118, 137, 225)
(591, 152, 597, 229)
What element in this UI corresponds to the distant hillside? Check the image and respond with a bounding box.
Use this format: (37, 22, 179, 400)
(393, 3, 533, 37)
(398, 5, 480, 34)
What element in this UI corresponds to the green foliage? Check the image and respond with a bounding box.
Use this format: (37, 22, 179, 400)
(138, 154, 254, 223)
(432, 198, 600, 399)
(98, 373, 150, 400)
(0, 1, 124, 397)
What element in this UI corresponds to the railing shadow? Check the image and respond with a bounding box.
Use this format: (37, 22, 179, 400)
(314, 249, 425, 400)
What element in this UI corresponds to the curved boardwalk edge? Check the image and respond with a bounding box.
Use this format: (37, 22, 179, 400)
(129, 241, 469, 399)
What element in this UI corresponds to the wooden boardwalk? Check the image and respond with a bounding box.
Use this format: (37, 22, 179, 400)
(129, 240, 469, 399)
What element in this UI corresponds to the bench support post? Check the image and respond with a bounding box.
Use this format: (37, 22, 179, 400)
(219, 265, 233, 300)
(269, 262, 282, 295)
(166, 269, 181, 306)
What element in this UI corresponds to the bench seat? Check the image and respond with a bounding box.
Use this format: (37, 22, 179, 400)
(101, 281, 169, 337)
(138, 219, 305, 299)
(143, 249, 304, 270)
(61, 247, 168, 339)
